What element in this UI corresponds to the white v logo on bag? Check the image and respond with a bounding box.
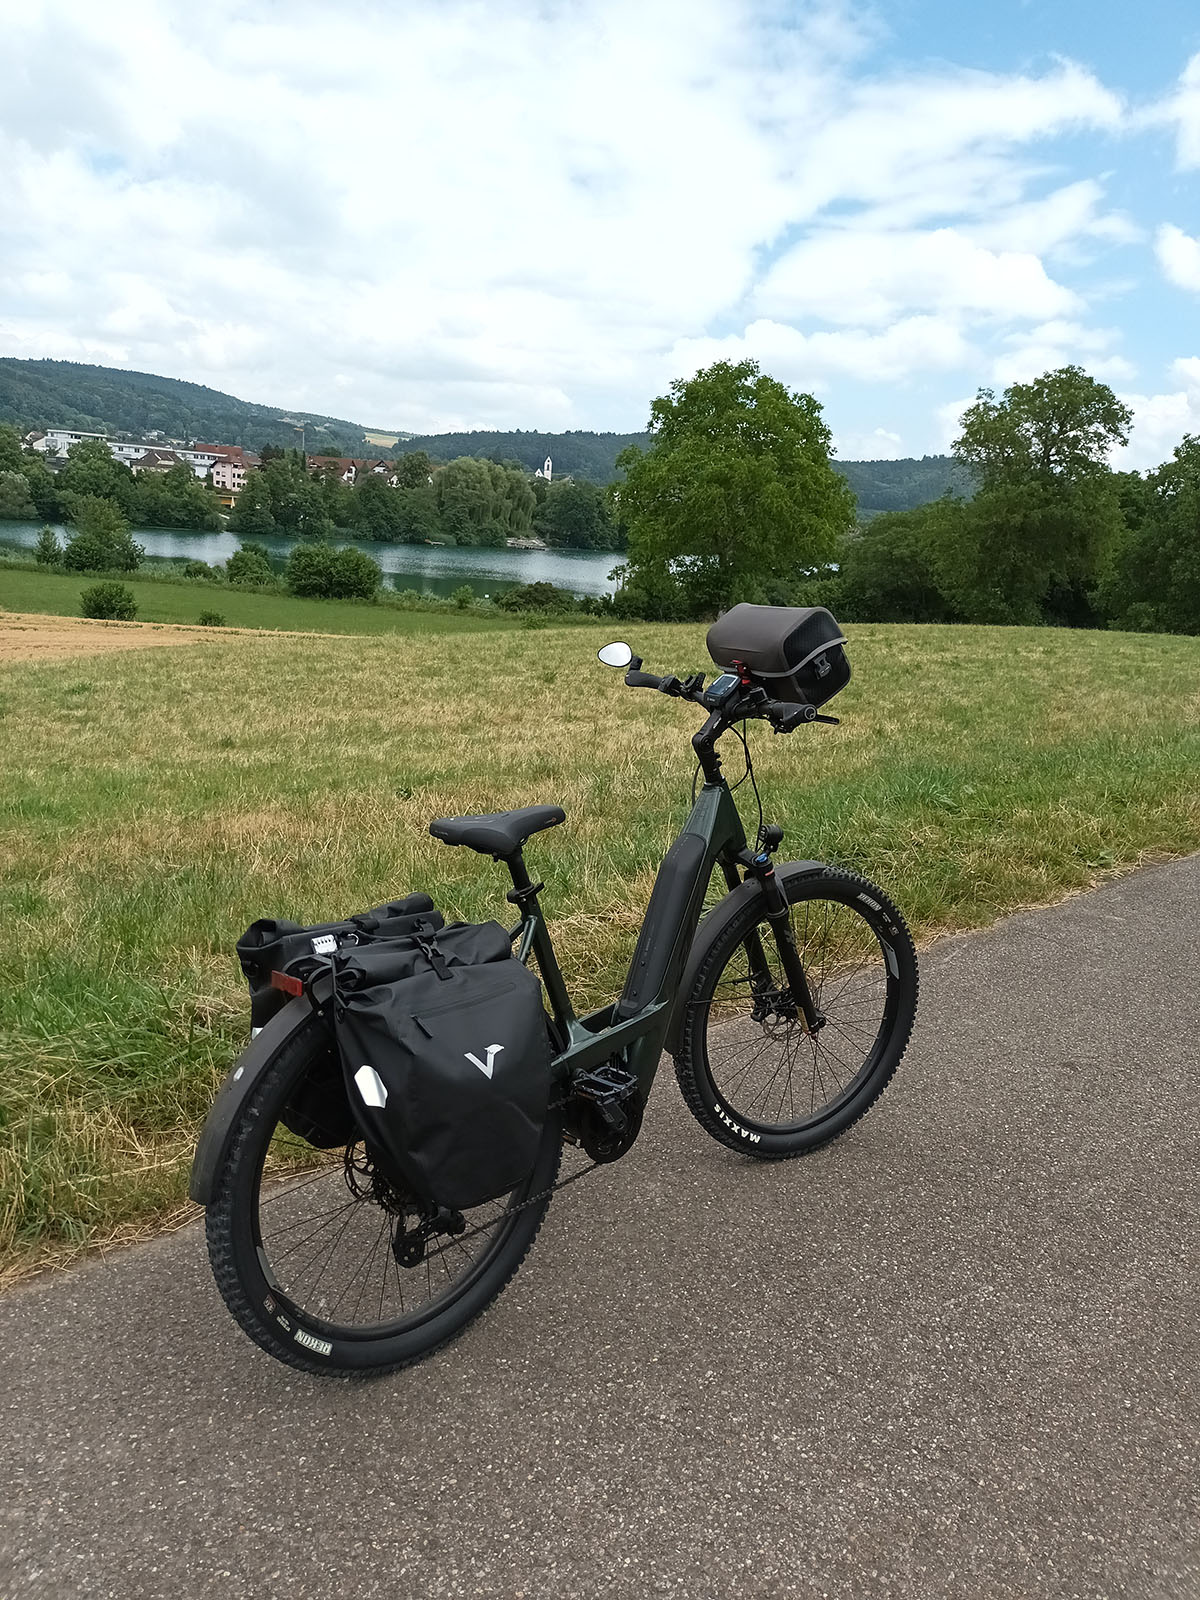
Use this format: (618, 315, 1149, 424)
(464, 1043, 504, 1079)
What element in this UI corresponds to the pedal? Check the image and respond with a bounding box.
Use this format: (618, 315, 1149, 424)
(570, 1061, 643, 1163)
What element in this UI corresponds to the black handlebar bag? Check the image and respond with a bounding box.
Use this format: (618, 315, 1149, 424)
(332, 926, 553, 1211)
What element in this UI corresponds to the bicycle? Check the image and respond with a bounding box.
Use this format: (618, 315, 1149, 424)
(191, 635, 919, 1375)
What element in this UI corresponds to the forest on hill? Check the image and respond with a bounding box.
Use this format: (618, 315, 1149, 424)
(0, 359, 379, 456)
(0, 357, 969, 515)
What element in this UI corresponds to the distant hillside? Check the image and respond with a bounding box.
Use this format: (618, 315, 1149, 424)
(0, 359, 390, 455)
(398, 429, 970, 513)
(0, 358, 970, 515)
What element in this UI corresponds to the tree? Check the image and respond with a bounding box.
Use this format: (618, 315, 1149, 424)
(134, 463, 222, 529)
(392, 450, 432, 489)
(228, 471, 276, 535)
(534, 479, 618, 549)
(0, 424, 24, 472)
(226, 542, 275, 586)
(350, 472, 404, 540)
(59, 438, 138, 515)
(285, 541, 381, 599)
(62, 497, 144, 571)
(614, 360, 855, 617)
(949, 366, 1132, 623)
(434, 457, 535, 545)
(838, 499, 963, 622)
(1101, 436, 1200, 633)
(0, 469, 36, 519)
(34, 525, 63, 565)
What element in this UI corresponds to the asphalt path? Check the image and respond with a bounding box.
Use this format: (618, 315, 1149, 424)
(2, 857, 1198, 1599)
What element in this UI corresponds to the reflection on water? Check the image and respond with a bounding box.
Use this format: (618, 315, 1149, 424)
(0, 521, 620, 599)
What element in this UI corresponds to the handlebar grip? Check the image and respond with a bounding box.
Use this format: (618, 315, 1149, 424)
(766, 699, 817, 731)
(625, 669, 667, 690)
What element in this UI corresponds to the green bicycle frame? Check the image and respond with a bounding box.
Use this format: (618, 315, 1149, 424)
(506, 774, 750, 1100)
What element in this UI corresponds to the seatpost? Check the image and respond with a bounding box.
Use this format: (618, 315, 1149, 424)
(502, 849, 575, 1028)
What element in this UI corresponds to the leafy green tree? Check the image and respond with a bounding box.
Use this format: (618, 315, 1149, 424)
(534, 479, 618, 549)
(80, 581, 137, 620)
(451, 584, 475, 610)
(949, 366, 1132, 623)
(134, 464, 223, 529)
(0, 424, 24, 472)
(20, 453, 62, 520)
(62, 497, 144, 571)
(0, 469, 36, 519)
(392, 451, 432, 489)
(259, 457, 332, 537)
(285, 541, 381, 599)
(59, 439, 138, 515)
(614, 360, 855, 617)
(393, 485, 440, 543)
(226, 542, 276, 586)
(1101, 436, 1200, 633)
(229, 472, 276, 534)
(434, 458, 534, 545)
(34, 525, 63, 565)
(350, 472, 404, 540)
(838, 499, 964, 622)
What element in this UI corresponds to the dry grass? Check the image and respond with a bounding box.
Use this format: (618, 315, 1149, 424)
(2, 617, 1199, 1280)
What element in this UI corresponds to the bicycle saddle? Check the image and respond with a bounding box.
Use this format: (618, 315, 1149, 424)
(428, 805, 566, 859)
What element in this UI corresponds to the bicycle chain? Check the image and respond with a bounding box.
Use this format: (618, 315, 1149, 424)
(411, 1094, 601, 1264)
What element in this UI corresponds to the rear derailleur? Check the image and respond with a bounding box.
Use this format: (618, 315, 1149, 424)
(567, 1059, 644, 1163)
(343, 1142, 465, 1267)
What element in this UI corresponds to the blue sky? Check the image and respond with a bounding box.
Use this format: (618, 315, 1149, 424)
(1, 0, 1198, 465)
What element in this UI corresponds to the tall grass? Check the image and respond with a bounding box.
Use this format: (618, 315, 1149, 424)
(2, 619, 1199, 1279)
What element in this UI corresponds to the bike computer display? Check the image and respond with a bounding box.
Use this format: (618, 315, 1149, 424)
(702, 673, 742, 709)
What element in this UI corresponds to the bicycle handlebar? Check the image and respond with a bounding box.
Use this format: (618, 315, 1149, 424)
(622, 661, 828, 735)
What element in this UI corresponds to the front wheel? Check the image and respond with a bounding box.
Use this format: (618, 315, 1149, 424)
(674, 866, 918, 1158)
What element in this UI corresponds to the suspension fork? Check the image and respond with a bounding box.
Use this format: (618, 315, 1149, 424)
(724, 852, 822, 1033)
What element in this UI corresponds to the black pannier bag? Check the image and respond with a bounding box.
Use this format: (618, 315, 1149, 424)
(706, 603, 850, 708)
(331, 924, 553, 1212)
(236, 893, 443, 1032)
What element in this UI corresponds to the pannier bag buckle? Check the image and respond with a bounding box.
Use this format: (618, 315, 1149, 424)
(415, 932, 451, 981)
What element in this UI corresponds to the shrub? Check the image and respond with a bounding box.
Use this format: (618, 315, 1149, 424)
(285, 541, 381, 599)
(183, 560, 219, 580)
(34, 526, 63, 566)
(197, 610, 226, 627)
(451, 584, 475, 610)
(62, 497, 144, 573)
(497, 581, 578, 613)
(80, 582, 138, 621)
(226, 543, 276, 586)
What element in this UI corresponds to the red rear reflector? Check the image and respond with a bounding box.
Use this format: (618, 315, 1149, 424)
(270, 970, 305, 996)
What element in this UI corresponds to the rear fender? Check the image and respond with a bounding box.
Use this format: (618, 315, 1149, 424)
(189, 991, 325, 1206)
(663, 859, 827, 1060)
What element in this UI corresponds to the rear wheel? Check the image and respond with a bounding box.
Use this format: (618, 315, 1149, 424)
(675, 866, 917, 1158)
(205, 1013, 562, 1376)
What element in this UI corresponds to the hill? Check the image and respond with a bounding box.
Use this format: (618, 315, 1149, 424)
(0, 358, 970, 514)
(397, 429, 970, 512)
(0, 359, 387, 456)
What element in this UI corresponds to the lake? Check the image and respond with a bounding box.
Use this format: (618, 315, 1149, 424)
(0, 522, 620, 600)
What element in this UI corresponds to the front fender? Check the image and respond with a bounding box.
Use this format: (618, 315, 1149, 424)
(188, 994, 320, 1206)
(663, 859, 827, 1060)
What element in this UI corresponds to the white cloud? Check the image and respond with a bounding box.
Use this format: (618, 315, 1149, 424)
(0, 1, 1144, 437)
(1156, 224, 1200, 292)
(1114, 359, 1200, 469)
(668, 315, 972, 389)
(991, 320, 1134, 386)
(833, 427, 904, 460)
(756, 229, 1079, 327)
(1156, 52, 1200, 168)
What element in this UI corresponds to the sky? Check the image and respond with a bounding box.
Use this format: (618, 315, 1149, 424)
(1, 0, 1198, 466)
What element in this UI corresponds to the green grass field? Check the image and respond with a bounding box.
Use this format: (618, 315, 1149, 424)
(2, 617, 1199, 1281)
(0, 563, 519, 635)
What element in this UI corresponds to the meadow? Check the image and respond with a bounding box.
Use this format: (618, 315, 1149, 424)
(2, 616, 1199, 1281)
(0, 562, 523, 636)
